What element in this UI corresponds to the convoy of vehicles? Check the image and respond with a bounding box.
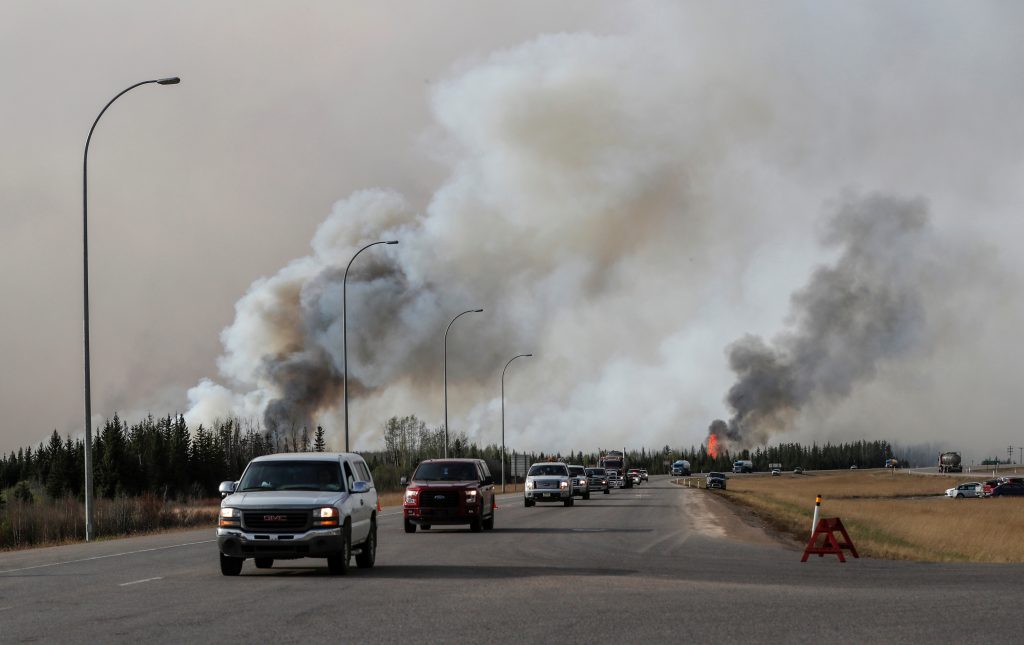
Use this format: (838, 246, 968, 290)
(217, 452, 378, 576)
(938, 452, 963, 473)
(402, 458, 496, 533)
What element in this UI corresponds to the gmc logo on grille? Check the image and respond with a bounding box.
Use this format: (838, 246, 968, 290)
(263, 515, 287, 521)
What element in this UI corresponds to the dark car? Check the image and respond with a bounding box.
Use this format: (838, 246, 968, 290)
(706, 472, 727, 490)
(585, 467, 610, 494)
(403, 459, 495, 533)
(990, 481, 1024, 497)
(982, 479, 1001, 497)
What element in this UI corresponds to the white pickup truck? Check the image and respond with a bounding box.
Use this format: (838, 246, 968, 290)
(217, 452, 378, 576)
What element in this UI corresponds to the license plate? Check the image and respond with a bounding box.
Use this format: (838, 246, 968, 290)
(544, 493, 553, 498)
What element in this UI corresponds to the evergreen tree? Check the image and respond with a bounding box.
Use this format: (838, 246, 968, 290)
(313, 426, 326, 452)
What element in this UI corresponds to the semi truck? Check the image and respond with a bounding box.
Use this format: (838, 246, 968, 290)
(732, 459, 754, 473)
(938, 452, 963, 473)
(600, 450, 632, 488)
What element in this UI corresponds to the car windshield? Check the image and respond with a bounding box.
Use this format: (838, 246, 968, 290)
(568, 466, 586, 476)
(413, 461, 479, 482)
(586, 469, 606, 476)
(603, 460, 623, 469)
(709, 472, 725, 478)
(529, 464, 568, 477)
(238, 461, 343, 492)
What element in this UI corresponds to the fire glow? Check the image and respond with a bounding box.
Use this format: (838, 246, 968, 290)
(707, 433, 719, 459)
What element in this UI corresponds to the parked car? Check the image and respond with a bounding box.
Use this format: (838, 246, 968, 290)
(990, 481, 1024, 497)
(585, 467, 610, 494)
(706, 472, 727, 490)
(524, 462, 573, 507)
(402, 458, 496, 533)
(982, 479, 1000, 497)
(639, 469, 649, 482)
(945, 482, 983, 499)
(217, 452, 378, 576)
(567, 465, 591, 500)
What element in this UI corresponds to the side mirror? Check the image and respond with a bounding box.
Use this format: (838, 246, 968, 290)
(483, 476, 494, 486)
(218, 480, 236, 498)
(399, 475, 408, 487)
(351, 481, 371, 494)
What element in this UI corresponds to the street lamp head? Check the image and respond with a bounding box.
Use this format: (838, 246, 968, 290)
(474, 308, 484, 313)
(157, 77, 181, 85)
(386, 240, 399, 245)
(525, 353, 533, 357)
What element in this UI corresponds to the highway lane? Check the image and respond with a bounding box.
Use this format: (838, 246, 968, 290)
(1, 476, 1020, 643)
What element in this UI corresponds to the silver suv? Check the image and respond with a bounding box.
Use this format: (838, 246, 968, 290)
(217, 452, 378, 576)
(524, 462, 573, 507)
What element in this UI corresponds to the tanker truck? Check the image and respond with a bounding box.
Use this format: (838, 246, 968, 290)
(938, 452, 963, 473)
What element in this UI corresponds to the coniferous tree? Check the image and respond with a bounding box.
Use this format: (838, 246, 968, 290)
(313, 426, 326, 452)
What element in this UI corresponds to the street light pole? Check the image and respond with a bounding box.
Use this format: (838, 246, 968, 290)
(342, 240, 398, 452)
(443, 308, 483, 458)
(501, 353, 532, 493)
(82, 76, 180, 542)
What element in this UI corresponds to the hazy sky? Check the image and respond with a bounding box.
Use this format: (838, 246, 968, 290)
(2, 1, 1023, 463)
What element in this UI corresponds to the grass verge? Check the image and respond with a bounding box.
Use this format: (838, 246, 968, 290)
(691, 470, 1024, 563)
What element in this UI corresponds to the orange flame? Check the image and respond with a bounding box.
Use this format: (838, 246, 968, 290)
(707, 432, 720, 459)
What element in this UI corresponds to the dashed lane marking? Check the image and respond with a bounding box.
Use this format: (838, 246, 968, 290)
(119, 576, 163, 587)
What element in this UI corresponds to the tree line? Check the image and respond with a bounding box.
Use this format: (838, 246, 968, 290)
(1, 411, 900, 506)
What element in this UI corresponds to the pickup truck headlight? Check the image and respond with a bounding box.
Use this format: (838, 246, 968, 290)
(465, 490, 478, 503)
(559, 481, 568, 489)
(219, 507, 240, 528)
(525, 481, 533, 490)
(404, 489, 419, 506)
(313, 506, 339, 527)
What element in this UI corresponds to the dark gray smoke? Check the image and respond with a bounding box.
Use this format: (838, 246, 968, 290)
(712, 193, 936, 447)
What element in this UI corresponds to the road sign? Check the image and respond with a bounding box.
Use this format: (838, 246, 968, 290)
(511, 454, 530, 477)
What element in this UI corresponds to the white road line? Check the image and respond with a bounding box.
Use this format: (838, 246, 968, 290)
(0, 539, 215, 574)
(119, 576, 163, 587)
(0, 606, 13, 611)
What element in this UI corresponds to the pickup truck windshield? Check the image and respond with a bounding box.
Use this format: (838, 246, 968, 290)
(413, 462, 479, 481)
(238, 461, 343, 492)
(528, 465, 568, 477)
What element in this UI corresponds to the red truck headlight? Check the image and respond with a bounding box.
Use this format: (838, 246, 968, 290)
(404, 489, 419, 506)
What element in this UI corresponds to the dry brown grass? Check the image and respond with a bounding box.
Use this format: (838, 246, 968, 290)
(706, 470, 1024, 563)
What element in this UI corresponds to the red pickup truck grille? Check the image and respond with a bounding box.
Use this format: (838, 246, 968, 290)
(419, 492, 461, 508)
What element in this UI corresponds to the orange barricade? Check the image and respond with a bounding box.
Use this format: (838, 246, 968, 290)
(801, 517, 859, 562)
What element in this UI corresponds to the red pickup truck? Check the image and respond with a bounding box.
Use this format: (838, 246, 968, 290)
(403, 458, 496, 533)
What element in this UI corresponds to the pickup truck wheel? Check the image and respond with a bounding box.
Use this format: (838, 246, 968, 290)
(254, 558, 273, 569)
(404, 518, 417, 533)
(220, 553, 243, 576)
(355, 520, 376, 569)
(524, 498, 534, 507)
(422, 524, 431, 530)
(482, 508, 494, 530)
(327, 523, 351, 575)
(603, 489, 610, 495)
(583, 492, 590, 500)
(563, 497, 572, 507)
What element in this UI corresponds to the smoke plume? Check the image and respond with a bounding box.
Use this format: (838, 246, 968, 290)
(711, 193, 965, 448)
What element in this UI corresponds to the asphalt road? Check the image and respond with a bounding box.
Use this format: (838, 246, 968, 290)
(1, 476, 1020, 644)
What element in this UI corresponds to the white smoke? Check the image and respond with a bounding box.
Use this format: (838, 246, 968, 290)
(186, 13, 1024, 455)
